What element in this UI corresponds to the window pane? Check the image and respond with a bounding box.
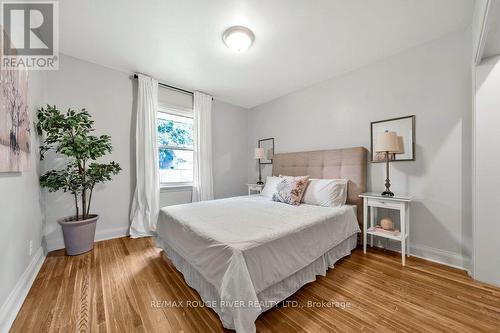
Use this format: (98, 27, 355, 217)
(159, 148, 193, 183)
(157, 112, 193, 149)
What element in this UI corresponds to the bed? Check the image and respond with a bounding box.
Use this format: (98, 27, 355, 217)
(156, 147, 367, 333)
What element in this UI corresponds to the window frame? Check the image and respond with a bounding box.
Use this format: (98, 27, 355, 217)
(157, 104, 194, 189)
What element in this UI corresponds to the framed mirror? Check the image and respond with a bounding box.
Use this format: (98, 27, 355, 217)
(370, 115, 415, 162)
(258, 138, 274, 164)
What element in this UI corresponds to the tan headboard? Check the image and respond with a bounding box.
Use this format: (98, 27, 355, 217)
(272, 147, 368, 231)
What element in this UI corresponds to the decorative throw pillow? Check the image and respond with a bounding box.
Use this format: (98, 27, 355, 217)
(272, 175, 310, 205)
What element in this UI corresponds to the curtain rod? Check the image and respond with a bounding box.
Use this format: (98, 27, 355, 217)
(133, 74, 193, 96)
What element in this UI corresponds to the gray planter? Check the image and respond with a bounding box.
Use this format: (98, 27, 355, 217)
(58, 215, 98, 255)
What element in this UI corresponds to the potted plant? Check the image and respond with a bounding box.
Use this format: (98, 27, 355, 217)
(37, 105, 121, 255)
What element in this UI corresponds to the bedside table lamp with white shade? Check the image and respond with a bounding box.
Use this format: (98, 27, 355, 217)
(254, 147, 265, 185)
(375, 131, 404, 196)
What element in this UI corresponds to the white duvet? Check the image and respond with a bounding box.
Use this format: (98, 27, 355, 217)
(156, 195, 360, 333)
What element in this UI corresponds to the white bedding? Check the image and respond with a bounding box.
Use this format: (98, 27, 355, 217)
(156, 195, 360, 333)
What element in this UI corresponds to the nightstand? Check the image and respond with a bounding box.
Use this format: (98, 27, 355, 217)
(247, 184, 264, 195)
(359, 192, 412, 266)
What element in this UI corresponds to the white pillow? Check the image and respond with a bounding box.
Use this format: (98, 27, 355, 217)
(261, 176, 281, 198)
(302, 178, 348, 207)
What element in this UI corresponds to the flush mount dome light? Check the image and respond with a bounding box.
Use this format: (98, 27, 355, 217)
(222, 26, 255, 52)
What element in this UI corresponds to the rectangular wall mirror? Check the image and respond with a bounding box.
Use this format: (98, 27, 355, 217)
(370, 115, 415, 162)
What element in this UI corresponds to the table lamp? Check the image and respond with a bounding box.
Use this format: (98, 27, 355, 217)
(254, 148, 265, 185)
(375, 131, 404, 196)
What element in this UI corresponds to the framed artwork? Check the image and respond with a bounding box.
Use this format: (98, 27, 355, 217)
(258, 138, 274, 165)
(0, 27, 31, 172)
(370, 115, 415, 162)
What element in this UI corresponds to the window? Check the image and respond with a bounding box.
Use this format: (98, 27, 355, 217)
(157, 107, 194, 186)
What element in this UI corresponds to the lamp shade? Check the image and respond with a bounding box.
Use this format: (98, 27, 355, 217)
(254, 148, 265, 159)
(375, 131, 400, 153)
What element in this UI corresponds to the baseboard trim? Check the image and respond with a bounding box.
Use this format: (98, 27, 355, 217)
(0, 247, 46, 333)
(45, 226, 130, 252)
(372, 241, 469, 272)
(410, 244, 470, 272)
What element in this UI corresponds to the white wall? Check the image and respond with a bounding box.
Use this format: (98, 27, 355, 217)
(41, 54, 248, 251)
(474, 55, 500, 286)
(248, 29, 473, 269)
(0, 71, 45, 330)
(212, 100, 249, 199)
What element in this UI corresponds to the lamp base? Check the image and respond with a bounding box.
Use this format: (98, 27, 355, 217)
(256, 181, 264, 185)
(381, 190, 394, 197)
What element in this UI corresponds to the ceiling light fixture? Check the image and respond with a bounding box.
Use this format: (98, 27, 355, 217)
(222, 26, 255, 53)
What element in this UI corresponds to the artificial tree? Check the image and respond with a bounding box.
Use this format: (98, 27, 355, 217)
(37, 105, 121, 221)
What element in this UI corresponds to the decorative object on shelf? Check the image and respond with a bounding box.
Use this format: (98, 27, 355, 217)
(254, 148, 265, 185)
(37, 105, 122, 255)
(258, 137, 274, 164)
(371, 115, 415, 162)
(375, 130, 404, 196)
(380, 217, 394, 230)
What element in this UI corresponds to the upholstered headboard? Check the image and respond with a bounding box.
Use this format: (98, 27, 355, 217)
(272, 147, 368, 230)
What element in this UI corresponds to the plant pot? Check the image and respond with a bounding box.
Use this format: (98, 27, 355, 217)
(58, 214, 98, 256)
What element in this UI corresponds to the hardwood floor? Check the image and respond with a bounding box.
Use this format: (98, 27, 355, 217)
(11, 237, 500, 332)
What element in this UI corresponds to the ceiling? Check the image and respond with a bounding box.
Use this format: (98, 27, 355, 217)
(483, 0, 500, 59)
(59, 0, 473, 108)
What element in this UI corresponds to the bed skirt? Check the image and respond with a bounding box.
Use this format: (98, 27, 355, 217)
(156, 233, 357, 331)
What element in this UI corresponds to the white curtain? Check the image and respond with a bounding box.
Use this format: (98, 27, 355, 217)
(129, 74, 160, 237)
(192, 91, 214, 202)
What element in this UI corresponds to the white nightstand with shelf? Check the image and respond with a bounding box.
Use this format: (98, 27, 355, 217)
(247, 184, 265, 195)
(359, 192, 412, 266)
